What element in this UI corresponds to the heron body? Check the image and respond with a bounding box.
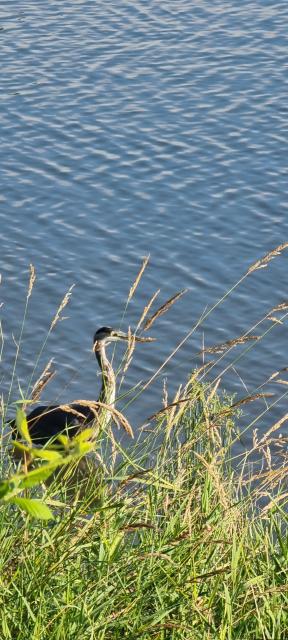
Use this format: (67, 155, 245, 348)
(12, 327, 136, 447)
(19, 403, 94, 446)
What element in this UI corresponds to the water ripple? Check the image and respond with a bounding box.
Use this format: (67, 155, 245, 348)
(1, 1, 288, 446)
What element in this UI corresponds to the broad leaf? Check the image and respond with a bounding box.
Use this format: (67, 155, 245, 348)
(12, 440, 31, 453)
(75, 441, 93, 456)
(19, 465, 58, 488)
(57, 434, 69, 447)
(11, 497, 54, 520)
(12, 441, 63, 462)
(0, 481, 10, 499)
(16, 408, 32, 446)
(31, 448, 63, 461)
(73, 428, 94, 443)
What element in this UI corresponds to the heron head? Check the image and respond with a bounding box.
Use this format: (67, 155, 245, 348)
(93, 327, 155, 351)
(93, 327, 129, 351)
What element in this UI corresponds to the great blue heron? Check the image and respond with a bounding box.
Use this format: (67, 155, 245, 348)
(12, 326, 150, 447)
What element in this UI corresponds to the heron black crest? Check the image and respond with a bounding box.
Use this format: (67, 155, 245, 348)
(93, 327, 113, 342)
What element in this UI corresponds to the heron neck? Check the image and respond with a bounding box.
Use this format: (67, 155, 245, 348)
(96, 344, 116, 423)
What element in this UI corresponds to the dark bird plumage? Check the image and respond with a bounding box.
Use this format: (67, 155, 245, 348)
(11, 327, 135, 447)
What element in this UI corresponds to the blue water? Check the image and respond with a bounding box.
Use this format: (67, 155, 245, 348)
(1, 1, 288, 450)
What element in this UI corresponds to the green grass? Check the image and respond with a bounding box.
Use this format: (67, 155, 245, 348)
(1, 250, 288, 639)
(1, 376, 287, 639)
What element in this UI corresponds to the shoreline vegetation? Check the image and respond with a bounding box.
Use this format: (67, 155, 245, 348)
(1, 248, 288, 639)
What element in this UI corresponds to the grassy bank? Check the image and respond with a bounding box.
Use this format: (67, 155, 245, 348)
(1, 251, 288, 639)
(1, 374, 287, 639)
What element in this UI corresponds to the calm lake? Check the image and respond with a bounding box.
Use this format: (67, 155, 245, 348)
(1, 1, 288, 451)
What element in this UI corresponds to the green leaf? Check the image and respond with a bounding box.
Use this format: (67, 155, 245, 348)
(73, 428, 94, 443)
(12, 441, 63, 462)
(75, 441, 93, 456)
(12, 440, 31, 453)
(16, 408, 32, 446)
(0, 481, 10, 499)
(19, 465, 57, 488)
(11, 497, 54, 520)
(57, 434, 69, 447)
(31, 448, 63, 461)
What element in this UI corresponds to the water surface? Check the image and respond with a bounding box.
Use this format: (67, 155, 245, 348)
(1, 1, 288, 450)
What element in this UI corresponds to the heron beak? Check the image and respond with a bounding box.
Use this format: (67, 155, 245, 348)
(113, 331, 155, 343)
(113, 331, 129, 341)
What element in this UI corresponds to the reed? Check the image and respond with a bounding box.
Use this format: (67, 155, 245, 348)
(0, 248, 288, 639)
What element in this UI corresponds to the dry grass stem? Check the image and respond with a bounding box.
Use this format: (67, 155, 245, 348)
(259, 413, 288, 444)
(58, 404, 89, 420)
(261, 492, 288, 514)
(128, 255, 149, 303)
(27, 264, 36, 300)
(247, 242, 288, 274)
(127, 326, 132, 350)
(58, 399, 133, 438)
(136, 289, 160, 331)
(166, 385, 182, 432)
(187, 361, 216, 384)
(50, 285, 74, 330)
(200, 334, 259, 355)
(268, 367, 288, 381)
(243, 464, 288, 488)
(109, 426, 118, 467)
(73, 400, 134, 439)
(162, 378, 168, 408)
(30, 359, 56, 402)
(271, 300, 288, 313)
(60, 399, 99, 415)
(123, 327, 135, 373)
(144, 289, 188, 331)
(213, 393, 274, 421)
(100, 403, 134, 438)
(149, 397, 192, 421)
(122, 329, 155, 372)
(231, 392, 274, 407)
(206, 378, 221, 404)
(230, 392, 273, 410)
(267, 316, 283, 324)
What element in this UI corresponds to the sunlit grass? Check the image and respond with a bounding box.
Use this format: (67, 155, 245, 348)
(1, 378, 287, 639)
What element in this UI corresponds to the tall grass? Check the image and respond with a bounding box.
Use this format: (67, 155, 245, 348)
(1, 250, 288, 639)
